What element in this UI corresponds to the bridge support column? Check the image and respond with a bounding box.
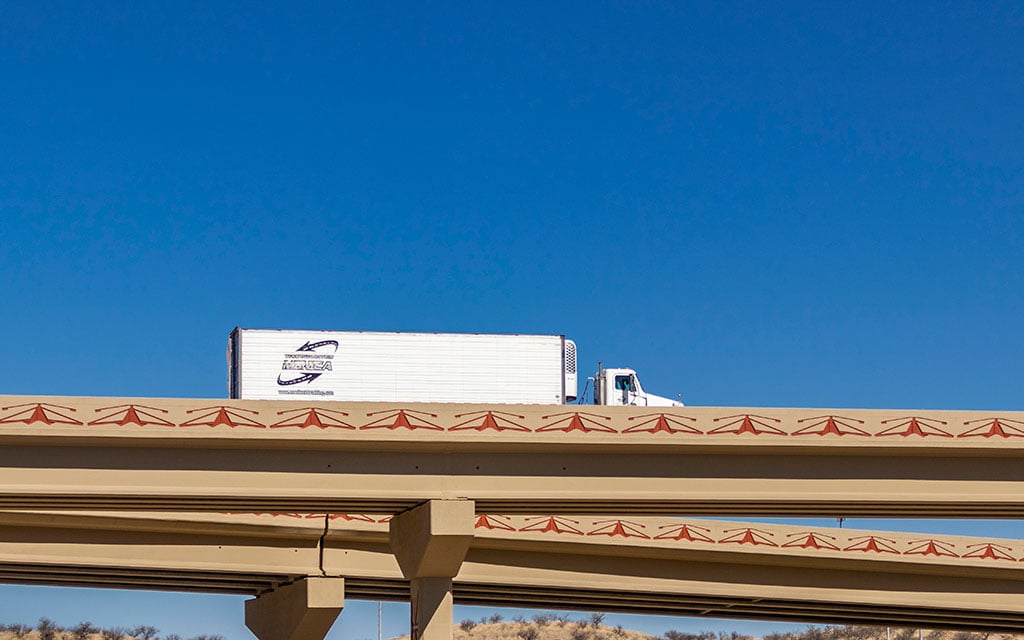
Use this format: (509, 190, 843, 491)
(245, 577, 345, 640)
(390, 499, 475, 640)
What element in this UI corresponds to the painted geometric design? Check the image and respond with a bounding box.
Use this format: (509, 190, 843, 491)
(962, 542, 1017, 561)
(957, 417, 1024, 439)
(0, 403, 82, 426)
(214, 512, 1024, 567)
(782, 531, 840, 550)
(536, 411, 616, 433)
(707, 414, 786, 436)
(179, 406, 266, 428)
(792, 415, 870, 437)
(518, 516, 584, 535)
(718, 527, 778, 546)
(843, 535, 900, 554)
(654, 523, 714, 542)
(877, 416, 953, 438)
(586, 519, 650, 539)
(360, 409, 444, 431)
(89, 404, 176, 427)
(622, 413, 701, 434)
(324, 513, 377, 522)
(475, 514, 517, 531)
(449, 410, 530, 432)
(904, 538, 959, 557)
(270, 407, 354, 429)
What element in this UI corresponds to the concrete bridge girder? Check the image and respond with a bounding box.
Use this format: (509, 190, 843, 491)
(1, 396, 1024, 517)
(0, 510, 1022, 632)
(2, 395, 1024, 636)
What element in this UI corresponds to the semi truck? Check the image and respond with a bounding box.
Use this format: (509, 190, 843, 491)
(228, 328, 682, 406)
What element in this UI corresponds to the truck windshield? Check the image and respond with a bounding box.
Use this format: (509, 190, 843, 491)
(614, 375, 634, 392)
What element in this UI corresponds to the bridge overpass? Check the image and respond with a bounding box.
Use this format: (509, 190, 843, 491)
(2, 394, 1024, 640)
(1, 395, 1024, 515)
(1, 510, 1023, 634)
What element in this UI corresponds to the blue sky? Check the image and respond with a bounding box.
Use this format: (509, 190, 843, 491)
(1, 1, 1022, 638)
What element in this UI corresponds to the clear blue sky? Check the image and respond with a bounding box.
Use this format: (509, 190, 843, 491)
(1, 1, 1022, 638)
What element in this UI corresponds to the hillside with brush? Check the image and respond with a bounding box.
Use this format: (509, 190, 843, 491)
(0, 620, 221, 640)
(392, 613, 1023, 640)
(2, 616, 1020, 640)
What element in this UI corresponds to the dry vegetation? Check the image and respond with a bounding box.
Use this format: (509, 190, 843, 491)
(2, 617, 1020, 640)
(389, 614, 1024, 640)
(0, 620, 220, 640)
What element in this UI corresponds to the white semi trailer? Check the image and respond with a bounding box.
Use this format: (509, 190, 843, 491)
(228, 328, 681, 406)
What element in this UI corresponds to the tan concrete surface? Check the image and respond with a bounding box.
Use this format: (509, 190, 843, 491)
(1, 396, 1024, 516)
(2, 394, 1024, 631)
(0, 510, 1021, 630)
(390, 501, 475, 640)
(245, 577, 345, 640)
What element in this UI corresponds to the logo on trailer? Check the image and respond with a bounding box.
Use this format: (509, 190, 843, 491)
(277, 340, 339, 386)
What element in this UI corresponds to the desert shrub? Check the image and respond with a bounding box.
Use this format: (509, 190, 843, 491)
(614, 625, 626, 637)
(664, 631, 716, 640)
(101, 628, 127, 640)
(39, 618, 63, 640)
(513, 616, 526, 624)
(71, 623, 99, 640)
(571, 626, 591, 640)
(589, 613, 606, 628)
(532, 614, 554, 627)
(717, 633, 753, 640)
(459, 620, 477, 632)
(518, 626, 540, 640)
(816, 626, 844, 640)
(129, 626, 159, 640)
(190, 636, 226, 640)
(9, 625, 33, 639)
(843, 627, 885, 640)
(164, 635, 183, 640)
(485, 615, 504, 624)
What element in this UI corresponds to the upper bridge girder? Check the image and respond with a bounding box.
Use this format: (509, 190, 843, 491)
(1, 395, 1024, 516)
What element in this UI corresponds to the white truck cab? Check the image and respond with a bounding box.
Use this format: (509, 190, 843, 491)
(594, 364, 682, 407)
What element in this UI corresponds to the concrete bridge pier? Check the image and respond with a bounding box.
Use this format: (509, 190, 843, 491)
(390, 499, 475, 640)
(245, 577, 346, 640)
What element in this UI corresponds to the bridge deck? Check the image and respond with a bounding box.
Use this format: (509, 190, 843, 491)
(1, 396, 1023, 516)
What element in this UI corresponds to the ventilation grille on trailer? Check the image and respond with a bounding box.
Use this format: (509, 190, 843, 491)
(564, 340, 576, 373)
